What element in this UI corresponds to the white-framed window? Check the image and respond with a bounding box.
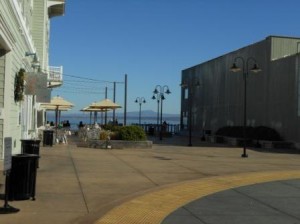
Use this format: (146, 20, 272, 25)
(184, 88, 189, 100)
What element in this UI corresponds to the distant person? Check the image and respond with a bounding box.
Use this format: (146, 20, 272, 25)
(162, 121, 167, 132)
(78, 121, 84, 128)
(65, 120, 70, 127)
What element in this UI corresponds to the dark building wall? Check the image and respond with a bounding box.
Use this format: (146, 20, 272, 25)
(181, 36, 300, 142)
(266, 55, 299, 141)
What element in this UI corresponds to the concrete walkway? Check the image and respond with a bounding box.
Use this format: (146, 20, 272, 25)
(0, 135, 299, 223)
(162, 178, 300, 224)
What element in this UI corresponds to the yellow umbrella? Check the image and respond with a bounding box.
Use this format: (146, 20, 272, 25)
(81, 104, 111, 124)
(88, 99, 121, 124)
(41, 96, 74, 140)
(90, 99, 121, 109)
(49, 95, 74, 107)
(41, 104, 72, 111)
(80, 106, 111, 112)
(41, 96, 74, 126)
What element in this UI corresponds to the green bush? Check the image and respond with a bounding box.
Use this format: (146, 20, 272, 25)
(215, 126, 254, 138)
(215, 126, 282, 141)
(99, 130, 111, 140)
(102, 124, 122, 132)
(109, 131, 121, 140)
(119, 125, 147, 141)
(250, 126, 282, 141)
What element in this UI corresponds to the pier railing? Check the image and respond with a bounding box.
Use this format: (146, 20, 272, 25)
(134, 123, 181, 135)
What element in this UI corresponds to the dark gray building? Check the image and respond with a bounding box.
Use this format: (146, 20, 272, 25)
(181, 36, 300, 144)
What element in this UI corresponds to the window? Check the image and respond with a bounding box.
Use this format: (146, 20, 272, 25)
(184, 88, 189, 100)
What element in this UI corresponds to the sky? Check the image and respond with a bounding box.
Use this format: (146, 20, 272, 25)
(49, 0, 300, 115)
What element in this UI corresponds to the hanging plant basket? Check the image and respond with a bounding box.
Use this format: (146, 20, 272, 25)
(14, 68, 26, 102)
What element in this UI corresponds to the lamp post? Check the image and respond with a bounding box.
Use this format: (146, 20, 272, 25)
(135, 97, 146, 125)
(152, 93, 160, 134)
(230, 56, 261, 158)
(181, 79, 200, 146)
(152, 85, 171, 140)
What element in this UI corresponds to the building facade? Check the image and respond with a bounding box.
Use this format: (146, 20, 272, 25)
(181, 36, 300, 143)
(0, 0, 64, 158)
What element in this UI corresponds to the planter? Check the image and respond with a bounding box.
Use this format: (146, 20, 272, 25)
(259, 140, 294, 149)
(223, 137, 253, 147)
(207, 135, 224, 143)
(224, 137, 243, 146)
(77, 140, 152, 149)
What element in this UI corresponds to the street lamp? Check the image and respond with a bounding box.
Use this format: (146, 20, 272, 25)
(135, 97, 146, 125)
(181, 79, 200, 146)
(230, 56, 261, 158)
(152, 85, 171, 140)
(152, 93, 160, 135)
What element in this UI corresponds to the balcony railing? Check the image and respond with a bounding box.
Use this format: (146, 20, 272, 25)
(48, 66, 63, 88)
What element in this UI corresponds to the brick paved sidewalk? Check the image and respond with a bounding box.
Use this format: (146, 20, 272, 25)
(0, 135, 299, 224)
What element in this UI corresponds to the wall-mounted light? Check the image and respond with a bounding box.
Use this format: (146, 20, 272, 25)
(25, 52, 40, 69)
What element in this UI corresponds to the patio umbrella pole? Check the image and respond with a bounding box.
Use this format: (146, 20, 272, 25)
(55, 105, 58, 141)
(90, 112, 92, 125)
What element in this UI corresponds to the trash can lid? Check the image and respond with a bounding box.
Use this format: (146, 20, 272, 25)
(12, 154, 40, 158)
(21, 139, 41, 142)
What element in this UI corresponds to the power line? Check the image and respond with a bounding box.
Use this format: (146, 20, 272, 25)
(63, 73, 114, 83)
(63, 79, 102, 83)
(52, 89, 106, 95)
(62, 82, 113, 89)
(41, 68, 124, 83)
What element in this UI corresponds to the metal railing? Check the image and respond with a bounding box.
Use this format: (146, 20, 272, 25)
(136, 123, 181, 135)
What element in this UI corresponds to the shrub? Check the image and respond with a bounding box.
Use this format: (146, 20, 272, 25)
(215, 126, 282, 141)
(109, 131, 121, 140)
(99, 130, 111, 140)
(119, 125, 147, 141)
(251, 126, 282, 141)
(215, 126, 248, 138)
(102, 124, 122, 132)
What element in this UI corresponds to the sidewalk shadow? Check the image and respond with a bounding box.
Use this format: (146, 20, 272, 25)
(149, 135, 300, 154)
(0, 193, 5, 200)
(148, 135, 231, 148)
(250, 147, 300, 154)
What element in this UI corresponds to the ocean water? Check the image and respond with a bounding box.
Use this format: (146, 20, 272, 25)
(47, 113, 180, 130)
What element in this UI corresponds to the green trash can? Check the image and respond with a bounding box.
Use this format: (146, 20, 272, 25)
(8, 154, 39, 201)
(43, 130, 54, 146)
(21, 139, 41, 155)
(21, 139, 41, 167)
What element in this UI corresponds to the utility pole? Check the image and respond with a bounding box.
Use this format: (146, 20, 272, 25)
(105, 86, 108, 125)
(124, 74, 127, 126)
(113, 81, 116, 122)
